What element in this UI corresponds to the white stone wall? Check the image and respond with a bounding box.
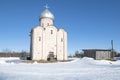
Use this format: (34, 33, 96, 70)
(64, 31, 68, 60)
(40, 18, 53, 27)
(42, 26, 57, 60)
(31, 26, 43, 60)
(57, 29, 64, 60)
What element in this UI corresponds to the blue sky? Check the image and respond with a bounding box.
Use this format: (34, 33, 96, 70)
(0, 0, 120, 54)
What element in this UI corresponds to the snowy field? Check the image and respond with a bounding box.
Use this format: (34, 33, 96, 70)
(0, 57, 120, 80)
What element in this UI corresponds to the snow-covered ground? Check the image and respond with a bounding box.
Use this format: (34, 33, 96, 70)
(0, 57, 120, 80)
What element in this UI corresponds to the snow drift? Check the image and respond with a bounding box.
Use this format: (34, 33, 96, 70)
(0, 57, 120, 80)
(0, 57, 20, 64)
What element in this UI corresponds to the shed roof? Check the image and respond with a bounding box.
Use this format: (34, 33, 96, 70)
(82, 49, 111, 51)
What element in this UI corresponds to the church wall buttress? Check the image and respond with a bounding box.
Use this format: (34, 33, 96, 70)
(63, 31, 68, 60)
(31, 27, 43, 60)
(42, 26, 57, 60)
(57, 30, 64, 60)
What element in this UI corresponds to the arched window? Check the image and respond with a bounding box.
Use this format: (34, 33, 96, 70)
(39, 37, 41, 41)
(44, 28, 46, 30)
(61, 38, 63, 42)
(51, 30, 53, 34)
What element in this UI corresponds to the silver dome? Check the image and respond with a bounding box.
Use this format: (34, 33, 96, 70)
(40, 9, 54, 20)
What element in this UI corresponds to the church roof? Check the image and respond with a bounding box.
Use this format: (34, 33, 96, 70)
(40, 5, 54, 20)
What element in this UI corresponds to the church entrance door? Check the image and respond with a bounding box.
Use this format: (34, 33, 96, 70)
(47, 52, 56, 61)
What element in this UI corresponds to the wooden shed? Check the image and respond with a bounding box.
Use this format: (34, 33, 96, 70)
(83, 49, 113, 60)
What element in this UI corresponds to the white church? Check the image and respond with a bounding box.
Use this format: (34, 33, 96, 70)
(30, 5, 68, 61)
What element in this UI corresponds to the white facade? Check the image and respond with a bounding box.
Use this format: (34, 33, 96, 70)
(30, 6, 68, 61)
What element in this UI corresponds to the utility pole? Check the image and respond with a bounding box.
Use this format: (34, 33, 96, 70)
(111, 40, 114, 59)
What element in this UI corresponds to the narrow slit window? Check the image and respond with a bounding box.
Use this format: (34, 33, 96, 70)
(39, 37, 41, 41)
(51, 30, 53, 34)
(44, 28, 46, 30)
(61, 38, 63, 42)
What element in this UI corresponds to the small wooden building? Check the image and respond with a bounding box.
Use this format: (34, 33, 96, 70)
(83, 49, 112, 60)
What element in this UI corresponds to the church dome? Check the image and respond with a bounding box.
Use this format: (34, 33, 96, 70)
(40, 8, 54, 20)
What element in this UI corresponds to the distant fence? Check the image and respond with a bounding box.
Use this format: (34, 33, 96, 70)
(0, 52, 29, 57)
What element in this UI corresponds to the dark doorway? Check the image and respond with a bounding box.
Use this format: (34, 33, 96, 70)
(47, 52, 56, 61)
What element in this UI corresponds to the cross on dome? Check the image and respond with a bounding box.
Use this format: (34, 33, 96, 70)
(44, 4, 49, 9)
(40, 4, 54, 20)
